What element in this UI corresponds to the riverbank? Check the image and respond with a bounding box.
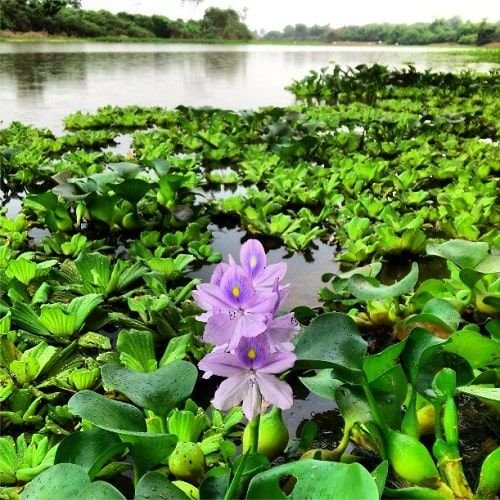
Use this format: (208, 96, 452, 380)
(0, 30, 493, 49)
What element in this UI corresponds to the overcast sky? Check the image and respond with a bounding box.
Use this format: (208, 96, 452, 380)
(80, 0, 500, 32)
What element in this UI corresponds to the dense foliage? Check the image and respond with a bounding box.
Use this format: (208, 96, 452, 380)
(0, 1, 252, 40)
(0, 65, 499, 499)
(264, 17, 500, 45)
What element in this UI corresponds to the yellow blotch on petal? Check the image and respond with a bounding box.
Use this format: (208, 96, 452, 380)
(250, 256, 257, 268)
(232, 285, 240, 298)
(247, 347, 257, 360)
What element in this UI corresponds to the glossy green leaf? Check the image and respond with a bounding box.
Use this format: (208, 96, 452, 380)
(55, 428, 126, 480)
(363, 340, 406, 383)
(348, 262, 419, 301)
(67, 392, 177, 475)
(295, 313, 367, 383)
(443, 329, 499, 369)
(68, 391, 146, 433)
(21, 463, 125, 500)
(135, 472, 189, 500)
(246, 460, 380, 500)
(426, 240, 489, 269)
(299, 369, 343, 401)
(476, 447, 500, 499)
(117, 330, 157, 372)
(101, 361, 198, 417)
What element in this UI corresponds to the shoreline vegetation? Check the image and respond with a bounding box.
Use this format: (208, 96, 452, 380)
(0, 1, 498, 47)
(1, 30, 499, 63)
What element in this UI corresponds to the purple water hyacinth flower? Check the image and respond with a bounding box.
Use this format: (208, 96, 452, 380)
(193, 266, 278, 349)
(198, 335, 295, 420)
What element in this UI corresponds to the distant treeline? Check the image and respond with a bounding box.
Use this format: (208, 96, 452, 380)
(0, 0, 253, 39)
(264, 18, 500, 45)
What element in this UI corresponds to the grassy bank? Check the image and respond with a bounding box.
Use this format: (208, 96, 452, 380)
(443, 47, 500, 63)
(0, 30, 487, 48)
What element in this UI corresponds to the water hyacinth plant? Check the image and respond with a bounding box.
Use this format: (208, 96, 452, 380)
(195, 239, 299, 421)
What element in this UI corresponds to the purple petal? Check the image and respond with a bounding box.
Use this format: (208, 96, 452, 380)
(212, 372, 249, 411)
(220, 266, 254, 307)
(193, 283, 233, 312)
(203, 313, 236, 346)
(242, 376, 262, 420)
(255, 373, 293, 410)
(226, 313, 268, 350)
(240, 239, 266, 279)
(266, 314, 300, 345)
(235, 334, 271, 370)
(259, 351, 296, 374)
(254, 262, 287, 288)
(198, 352, 244, 378)
(210, 262, 231, 286)
(243, 291, 278, 314)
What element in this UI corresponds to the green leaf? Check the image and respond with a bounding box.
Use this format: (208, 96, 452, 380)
(199, 468, 230, 500)
(295, 313, 367, 383)
(363, 340, 406, 383)
(21, 463, 125, 500)
(383, 485, 446, 498)
(476, 447, 500, 499)
(398, 298, 461, 338)
(39, 305, 79, 337)
(417, 351, 473, 396)
(0, 437, 17, 485)
(335, 385, 373, 427)
(401, 328, 444, 385)
(135, 472, 189, 500)
(112, 179, 153, 205)
(108, 162, 141, 179)
(443, 330, 499, 369)
(67, 392, 178, 475)
(117, 330, 157, 372)
(426, 240, 489, 269)
(147, 255, 195, 279)
(348, 262, 419, 301)
(246, 460, 380, 500)
(474, 254, 500, 274)
(11, 302, 51, 336)
(159, 334, 192, 366)
(371, 461, 388, 498)
(68, 391, 146, 433)
(101, 361, 198, 417)
(457, 385, 500, 405)
(299, 369, 343, 401)
(55, 428, 125, 481)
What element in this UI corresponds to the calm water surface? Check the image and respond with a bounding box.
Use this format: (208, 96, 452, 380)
(0, 43, 492, 133)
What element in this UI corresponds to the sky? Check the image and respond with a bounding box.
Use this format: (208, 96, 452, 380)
(80, 0, 500, 32)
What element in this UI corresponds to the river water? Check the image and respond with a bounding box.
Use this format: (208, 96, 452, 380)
(0, 42, 493, 133)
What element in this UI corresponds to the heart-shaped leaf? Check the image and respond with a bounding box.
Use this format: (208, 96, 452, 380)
(55, 428, 126, 480)
(135, 472, 189, 500)
(246, 460, 380, 500)
(21, 463, 125, 500)
(426, 240, 489, 269)
(348, 262, 419, 301)
(295, 313, 367, 383)
(101, 361, 197, 417)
